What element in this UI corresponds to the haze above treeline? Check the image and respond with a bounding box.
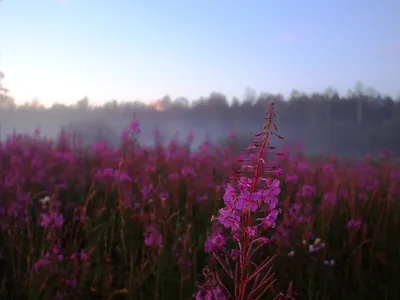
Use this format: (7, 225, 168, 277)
(0, 81, 399, 157)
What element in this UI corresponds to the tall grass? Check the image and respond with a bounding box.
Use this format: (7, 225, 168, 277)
(0, 106, 399, 299)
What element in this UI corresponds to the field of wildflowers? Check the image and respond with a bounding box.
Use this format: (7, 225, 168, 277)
(1, 104, 400, 300)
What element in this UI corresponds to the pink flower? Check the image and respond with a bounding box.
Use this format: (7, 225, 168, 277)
(218, 207, 241, 231)
(141, 184, 153, 199)
(260, 210, 278, 228)
(129, 120, 141, 134)
(286, 174, 298, 184)
(34, 258, 50, 270)
(235, 189, 259, 212)
(205, 230, 224, 253)
(40, 213, 52, 228)
(347, 219, 362, 230)
(40, 212, 64, 228)
(223, 184, 236, 208)
(144, 225, 163, 248)
(212, 234, 226, 248)
(273, 168, 283, 176)
(246, 226, 258, 239)
(302, 185, 316, 197)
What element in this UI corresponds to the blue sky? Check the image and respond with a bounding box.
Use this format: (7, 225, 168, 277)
(0, 0, 399, 107)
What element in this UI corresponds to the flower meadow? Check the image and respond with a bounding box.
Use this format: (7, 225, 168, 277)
(0, 104, 400, 300)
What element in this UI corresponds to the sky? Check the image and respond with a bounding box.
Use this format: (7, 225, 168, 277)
(0, 0, 399, 107)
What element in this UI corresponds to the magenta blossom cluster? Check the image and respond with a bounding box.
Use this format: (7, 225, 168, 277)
(144, 224, 163, 248)
(215, 178, 280, 234)
(347, 219, 362, 231)
(120, 120, 141, 142)
(40, 212, 64, 228)
(195, 286, 226, 300)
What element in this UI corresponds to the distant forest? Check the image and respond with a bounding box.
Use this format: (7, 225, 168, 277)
(1, 76, 399, 157)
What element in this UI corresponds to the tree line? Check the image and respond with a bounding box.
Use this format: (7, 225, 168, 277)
(1, 76, 399, 157)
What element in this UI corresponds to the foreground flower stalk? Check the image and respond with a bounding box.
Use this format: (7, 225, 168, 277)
(199, 103, 285, 300)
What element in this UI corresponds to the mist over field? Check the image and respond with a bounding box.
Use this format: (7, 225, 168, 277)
(1, 86, 399, 157)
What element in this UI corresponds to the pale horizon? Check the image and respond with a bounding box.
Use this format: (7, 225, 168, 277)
(1, 0, 399, 107)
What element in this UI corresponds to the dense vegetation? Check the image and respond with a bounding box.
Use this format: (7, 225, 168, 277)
(0, 108, 399, 299)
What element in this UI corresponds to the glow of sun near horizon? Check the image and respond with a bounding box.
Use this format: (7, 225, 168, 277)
(0, 0, 399, 108)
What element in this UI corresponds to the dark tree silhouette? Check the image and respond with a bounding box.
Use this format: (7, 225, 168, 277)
(0, 80, 399, 157)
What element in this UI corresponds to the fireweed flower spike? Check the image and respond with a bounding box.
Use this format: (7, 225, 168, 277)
(200, 103, 284, 300)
